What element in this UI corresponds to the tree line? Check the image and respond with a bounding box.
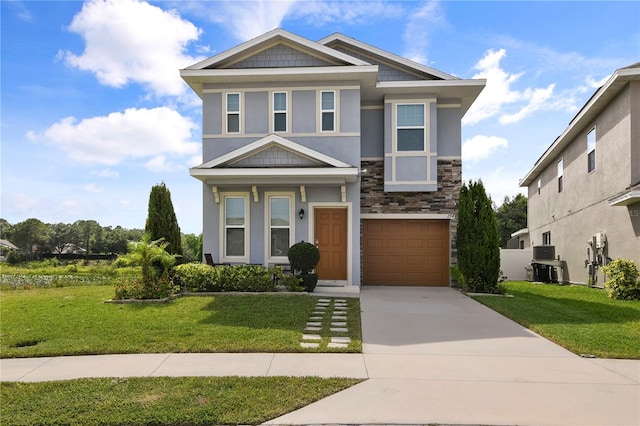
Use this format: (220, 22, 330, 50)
(1, 182, 203, 263)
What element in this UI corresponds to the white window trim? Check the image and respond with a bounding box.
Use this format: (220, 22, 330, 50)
(557, 158, 564, 193)
(225, 92, 241, 134)
(537, 178, 541, 195)
(220, 192, 250, 263)
(319, 90, 336, 133)
(587, 127, 596, 173)
(264, 192, 295, 264)
(272, 91, 288, 133)
(395, 103, 427, 153)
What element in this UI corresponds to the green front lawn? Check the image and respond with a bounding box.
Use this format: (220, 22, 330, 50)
(472, 281, 640, 359)
(0, 286, 361, 358)
(1, 376, 361, 425)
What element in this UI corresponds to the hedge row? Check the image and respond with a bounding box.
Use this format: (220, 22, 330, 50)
(173, 263, 302, 293)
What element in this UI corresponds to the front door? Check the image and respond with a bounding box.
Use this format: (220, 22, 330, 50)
(314, 208, 347, 280)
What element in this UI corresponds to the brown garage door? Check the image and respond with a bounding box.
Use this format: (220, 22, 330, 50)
(363, 219, 449, 286)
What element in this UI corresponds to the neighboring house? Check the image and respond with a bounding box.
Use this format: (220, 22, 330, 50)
(182, 29, 485, 287)
(519, 63, 640, 285)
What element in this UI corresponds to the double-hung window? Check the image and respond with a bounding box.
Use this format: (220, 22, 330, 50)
(587, 127, 596, 173)
(321, 91, 335, 131)
(267, 194, 293, 261)
(396, 104, 425, 151)
(557, 158, 564, 193)
(223, 195, 248, 260)
(542, 231, 551, 246)
(273, 92, 287, 132)
(226, 93, 240, 133)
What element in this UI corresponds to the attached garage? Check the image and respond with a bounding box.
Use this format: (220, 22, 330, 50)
(362, 219, 450, 286)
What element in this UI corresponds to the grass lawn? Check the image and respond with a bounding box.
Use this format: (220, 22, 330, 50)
(0, 286, 362, 357)
(1, 376, 361, 425)
(472, 281, 640, 359)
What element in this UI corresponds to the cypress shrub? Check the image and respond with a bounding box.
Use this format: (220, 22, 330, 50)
(145, 182, 183, 257)
(456, 180, 501, 293)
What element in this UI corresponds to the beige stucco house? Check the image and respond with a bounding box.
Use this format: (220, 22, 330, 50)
(519, 63, 640, 285)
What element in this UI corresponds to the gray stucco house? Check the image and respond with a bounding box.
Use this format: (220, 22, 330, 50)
(519, 63, 640, 285)
(182, 29, 485, 288)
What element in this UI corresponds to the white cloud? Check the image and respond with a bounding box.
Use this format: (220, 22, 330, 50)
(144, 155, 180, 173)
(188, 0, 403, 42)
(38, 107, 200, 168)
(586, 74, 611, 89)
(90, 168, 120, 179)
(499, 84, 555, 124)
(462, 134, 508, 165)
(83, 183, 103, 193)
(402, 0, 444, 65)
(468, 167, 526, 206)
(195, 0, 297, 41)
(62, 0, 206, 97)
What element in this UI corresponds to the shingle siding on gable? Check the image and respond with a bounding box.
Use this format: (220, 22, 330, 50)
(230, 146, 320, 167)
(330, 47, 422, 81)
(228, 45, 333, 68)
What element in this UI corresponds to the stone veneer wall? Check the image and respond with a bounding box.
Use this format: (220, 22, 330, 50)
(360, 159, 462, 282)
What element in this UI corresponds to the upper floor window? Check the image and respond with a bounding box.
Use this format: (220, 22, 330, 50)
(266, 194, 293, 261)
(587, 127, 596, 173)
(226, 93, 240, 133)
(273, 92, 287, 133)
(542, 231, 551, 246)
(396, 104, 425, 151)
(321, 91, 335, 131)
(557, 158, 564, 193)
(222, 194, 249, 261)
(537, 178, 541, 195)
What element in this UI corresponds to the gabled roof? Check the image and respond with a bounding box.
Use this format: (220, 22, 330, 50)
(319, 32, 456, 81)
(190, 134, 359, 184)
(180, 29, 485, 113)
(186, 28, 370, 70)
(520, 63, 640, 186)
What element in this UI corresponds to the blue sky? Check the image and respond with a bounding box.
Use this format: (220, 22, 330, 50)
(2, 0, 639, 234)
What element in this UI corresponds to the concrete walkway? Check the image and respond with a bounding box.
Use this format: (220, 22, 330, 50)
(2, 286, 639, 425)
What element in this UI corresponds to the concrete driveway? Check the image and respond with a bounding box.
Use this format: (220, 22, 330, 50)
(266, 286, 640, 425)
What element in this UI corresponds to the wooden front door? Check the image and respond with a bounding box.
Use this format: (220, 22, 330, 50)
(314, 208, 348, 280)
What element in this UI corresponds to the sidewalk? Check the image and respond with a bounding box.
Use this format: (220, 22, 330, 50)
(1, 352, 367, 382)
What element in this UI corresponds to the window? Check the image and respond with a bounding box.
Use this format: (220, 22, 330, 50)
(557, 158, 563, 193)
(226, 93, 240, 133)
(321, 91, 335, 131)
(396, 104, 425, 151)
(223, 195, 248, 260)
(273, 92, 287, 132)
(542, 231, 551, 246)
(537, 178, 541, 195)
(587, 127, 596, 173)
(267, 194, 293, 260)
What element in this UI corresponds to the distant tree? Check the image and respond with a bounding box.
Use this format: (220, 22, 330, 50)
(49, 222, 73, 257)
(495, 194, 527, 248)
(0, 218, 13, 241)
(11, 218, 49, 256)
(145, 182, 182, 257)
(456, 180, 501, 293)
(181, 233, 203, 263)
(71, 220, 103, 257)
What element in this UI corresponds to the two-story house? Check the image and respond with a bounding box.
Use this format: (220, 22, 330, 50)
(519, 63, 640, 285)
(182, 29, 485, 288)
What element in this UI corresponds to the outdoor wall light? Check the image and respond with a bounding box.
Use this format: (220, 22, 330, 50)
(299, 208, 305, 219)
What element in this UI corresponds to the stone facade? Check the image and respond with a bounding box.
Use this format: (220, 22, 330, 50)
(360, 158, 461, 266)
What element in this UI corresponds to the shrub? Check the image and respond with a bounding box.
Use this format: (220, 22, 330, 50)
(287, 242, 320, 275)
(456, 180, 502, 294)
(602, 259, 640, 300)
(173, 264, 278, 293)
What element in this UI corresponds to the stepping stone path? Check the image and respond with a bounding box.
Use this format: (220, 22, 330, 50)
(300, 298, 352, 349)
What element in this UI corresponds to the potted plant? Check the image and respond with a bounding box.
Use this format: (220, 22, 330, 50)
(287, 241, 321, 292)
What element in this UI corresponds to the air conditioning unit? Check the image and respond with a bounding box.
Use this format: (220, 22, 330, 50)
(533, 245, 555, 260)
